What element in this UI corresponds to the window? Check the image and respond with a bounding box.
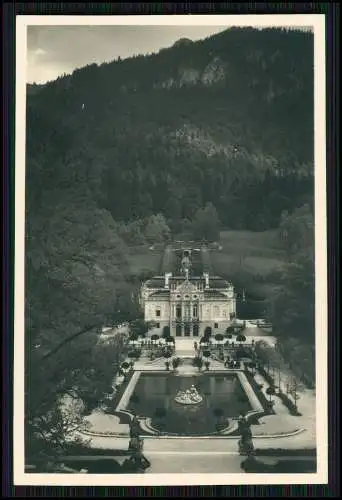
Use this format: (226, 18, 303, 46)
(156, 309, 161, 317)
(176, 305, 182, 319)
(176, 325, 182, 336)
(184, 304, 191, 320)
(193, 324, 199, 336)
(214, 323, 219, 329)
(156, 323, 160, 328)
(193, 304, 198, 318)
(184, 324, 191, 336)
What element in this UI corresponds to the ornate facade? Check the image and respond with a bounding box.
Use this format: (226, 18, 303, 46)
(141, 246, 236, 337)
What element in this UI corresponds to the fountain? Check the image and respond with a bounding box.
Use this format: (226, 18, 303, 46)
(174, 384, 203, 405)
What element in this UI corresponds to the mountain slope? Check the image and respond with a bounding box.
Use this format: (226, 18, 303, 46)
(27, 27, 314, 229)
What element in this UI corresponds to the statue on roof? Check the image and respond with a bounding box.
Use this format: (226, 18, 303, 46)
(181, 255, 191, 276)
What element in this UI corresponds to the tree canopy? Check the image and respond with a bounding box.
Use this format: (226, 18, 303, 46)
(192, 203, 220, 242)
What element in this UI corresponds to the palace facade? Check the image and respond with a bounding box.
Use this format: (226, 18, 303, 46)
(140, 246, 236, 337)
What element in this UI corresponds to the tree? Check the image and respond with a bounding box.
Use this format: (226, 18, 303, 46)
(130, 318, 149, 338)
(193, 356, 203, 371)
(144, 213, 171, 243)
(269, 204, 315, 384)
(162, 326, 171, 338)
(266, 386, 276, 403)
(248, 362, 257, 376)
(164, 196, 182, 221)
(192, 203, 220, 242)
(236, 334, 246, 343)
(278, 204, 314, 261)
(204, 326, 212, 338)
(26, 395, 90, 463)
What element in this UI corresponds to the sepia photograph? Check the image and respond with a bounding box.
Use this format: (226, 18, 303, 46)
(14, 14, 327, 486)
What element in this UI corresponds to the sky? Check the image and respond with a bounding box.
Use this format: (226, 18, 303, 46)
(27, 25, 230, 84)
(26, 24, 313, 85)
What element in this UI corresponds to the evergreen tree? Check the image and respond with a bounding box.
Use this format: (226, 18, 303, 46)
(192, 203, 220, 242)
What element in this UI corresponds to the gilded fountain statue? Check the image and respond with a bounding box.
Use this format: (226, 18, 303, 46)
(174, 384, 203, 405)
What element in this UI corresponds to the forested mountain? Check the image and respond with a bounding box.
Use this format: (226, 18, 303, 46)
(25, 26, 314, 346)
(27, 27, 314, 230)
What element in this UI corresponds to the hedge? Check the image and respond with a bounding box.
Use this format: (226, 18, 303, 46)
(277, 391, 302, 416)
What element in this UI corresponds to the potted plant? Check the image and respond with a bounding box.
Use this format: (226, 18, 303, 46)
(204, 326, 212, 339)
(266, 385, 276, 406)
(249, 362, 256, 376)
(193, 357, 203, 372)
(127, 351, 137, 369)
(150, 334, 159, 348)
(162, 326, 170, 338)
(121, 361, 130, 377)
(236, 334, 247, 344)
(199, 337, 208, 348)
(215, 333, 224, 343)
(172, 357, 180, 370)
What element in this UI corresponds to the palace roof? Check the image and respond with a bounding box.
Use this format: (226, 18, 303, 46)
(143, 275, 232, 290)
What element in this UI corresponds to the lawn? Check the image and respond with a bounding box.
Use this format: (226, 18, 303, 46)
(126, 230, 287, 300)
(126, 245, 164, 276)
(211, 230, 286, 279)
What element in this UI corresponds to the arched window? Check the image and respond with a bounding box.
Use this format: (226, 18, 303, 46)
(193, 304, 198, 318)
(176, 304, 182, 319)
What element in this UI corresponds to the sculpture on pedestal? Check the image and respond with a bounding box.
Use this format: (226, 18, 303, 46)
(237, 415, 255, 457)
(129, 415, 143, 452)
(174, 385, 203, 405)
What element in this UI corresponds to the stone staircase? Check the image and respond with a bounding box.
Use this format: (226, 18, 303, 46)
(174, 338, 196, 359)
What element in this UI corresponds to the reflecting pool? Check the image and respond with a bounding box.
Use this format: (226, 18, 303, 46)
(127, 373, 252, 435)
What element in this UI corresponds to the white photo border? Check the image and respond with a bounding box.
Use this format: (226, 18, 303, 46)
(14, 13, 328, 486)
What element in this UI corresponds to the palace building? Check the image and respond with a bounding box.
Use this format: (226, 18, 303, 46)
(140, 245, 236, 337)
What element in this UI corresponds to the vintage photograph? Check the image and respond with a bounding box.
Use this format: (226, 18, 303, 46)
(15, 14, 327, 485)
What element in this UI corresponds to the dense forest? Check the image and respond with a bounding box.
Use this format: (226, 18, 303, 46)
(27, 27, 314, 228)
(25, 27, 316, 461)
